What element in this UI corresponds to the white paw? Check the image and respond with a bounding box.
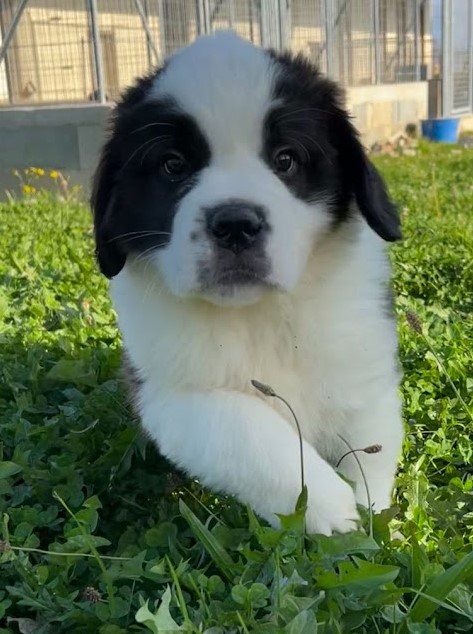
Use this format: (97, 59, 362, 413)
(305, 474, 359, 536)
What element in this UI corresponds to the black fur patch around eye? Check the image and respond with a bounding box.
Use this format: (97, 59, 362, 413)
(262, 104, 339, 206)
(92, 81, 211, 277)
(264, 51, 351, 224)
(265, 50, 400, 242)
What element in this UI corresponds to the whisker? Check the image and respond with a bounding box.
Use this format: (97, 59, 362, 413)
(140, 140, 163, 166)
(279, 134, 311, 162)
(131, 122, 177, 134)
(285, 129, 332, 165)
(311, 139, 331, 165)
(107, 230, 172, 244)
(272, 116, 323, 127)
(134, 243, 168, 263)
(122, 135, 172, 169)
(142, 258, 165, 294)
(293, 138, 311, 162)
(272, 106, 330, 123)
(305, 195, 337, 206)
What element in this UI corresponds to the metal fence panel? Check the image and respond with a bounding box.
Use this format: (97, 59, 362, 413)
(208, 0, 261, 45)
(289, 0, 327, 74)
(451, 0, 472, 112)
(2, 0, 471, 116)
(379, 0, 418, 83)
(330, 0, 375, 85)
(0, 0, 95, 104)
(158, 0, 201, 57)
(94, 0, 161, 102)
(289, 0, 422, 87)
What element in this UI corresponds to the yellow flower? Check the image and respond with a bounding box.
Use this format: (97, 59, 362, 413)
(12, 169, 20, 177)
(49, 170, 59, 179)
(29, 167, 44, 176)
(22, 184, 36, 194)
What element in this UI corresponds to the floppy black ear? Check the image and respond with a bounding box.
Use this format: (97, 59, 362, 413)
(353, 154, 401, 242)
(336, 115, 401, 242)
(90, 138, 126, 278)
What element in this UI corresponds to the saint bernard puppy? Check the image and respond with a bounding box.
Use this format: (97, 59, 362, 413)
(92, 31, 403, 535)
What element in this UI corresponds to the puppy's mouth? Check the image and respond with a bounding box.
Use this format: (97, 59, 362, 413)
(198, 256, 273, 298)
(214, 266, 267, 287)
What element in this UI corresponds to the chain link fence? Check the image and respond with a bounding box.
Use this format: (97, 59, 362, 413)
(0, 0, 466, 116)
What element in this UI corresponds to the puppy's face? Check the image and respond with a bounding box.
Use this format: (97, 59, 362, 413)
(93, 32, 400, 305)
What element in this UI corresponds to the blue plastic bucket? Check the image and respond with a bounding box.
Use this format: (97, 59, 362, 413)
(421, 117, 459, 143)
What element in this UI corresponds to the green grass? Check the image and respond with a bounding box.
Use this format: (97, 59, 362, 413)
(1, 142, 473, 633)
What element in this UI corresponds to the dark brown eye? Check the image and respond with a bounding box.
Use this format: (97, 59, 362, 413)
(162, 153, 188, 178)
(273, 149, 297, 174)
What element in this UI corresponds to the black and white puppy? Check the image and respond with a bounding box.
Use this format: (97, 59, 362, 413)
(92, 31, 403, 535)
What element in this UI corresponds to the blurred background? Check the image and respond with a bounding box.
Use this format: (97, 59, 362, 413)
(1, 0, 472, 195)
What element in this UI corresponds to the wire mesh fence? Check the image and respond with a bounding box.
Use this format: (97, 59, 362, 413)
(1, 0, 94, 103)
(0, 0, 469, 115)
(450, 0, 472, 112)
(208, 1, 262, 44)
(380, 0, 419, 83)
(290, 0, 327, 72)
(331, 0, 376, 85)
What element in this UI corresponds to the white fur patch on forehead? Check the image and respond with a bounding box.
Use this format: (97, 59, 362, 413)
(148, 31, 276, 157)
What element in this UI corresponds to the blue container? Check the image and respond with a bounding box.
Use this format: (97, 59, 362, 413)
(421, 117, 459, 143)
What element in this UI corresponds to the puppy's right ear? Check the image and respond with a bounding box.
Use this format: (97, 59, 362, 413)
(91, 137, 126, 278)
(333, 111, 401, 242)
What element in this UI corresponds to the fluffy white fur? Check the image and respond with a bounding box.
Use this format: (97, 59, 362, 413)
(112, 221, 402, 534)
(106, 32, 404, 535)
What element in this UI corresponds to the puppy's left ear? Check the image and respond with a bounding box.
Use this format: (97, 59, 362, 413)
(336, 114, 401, 242)
(91, 137, 127, 278)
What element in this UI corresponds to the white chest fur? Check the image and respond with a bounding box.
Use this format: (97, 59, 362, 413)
(112, 221, 398, 439)
(109, 221, 403, 534)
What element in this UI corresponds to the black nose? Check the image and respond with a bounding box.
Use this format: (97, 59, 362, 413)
(206, 203, 266, 253)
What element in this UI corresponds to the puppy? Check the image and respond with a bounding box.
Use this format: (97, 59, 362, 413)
(91, 31, 403, 535)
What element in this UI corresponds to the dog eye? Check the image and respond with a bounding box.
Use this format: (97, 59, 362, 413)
(162, 152, 189, 179)
(273, 149, 297, 175)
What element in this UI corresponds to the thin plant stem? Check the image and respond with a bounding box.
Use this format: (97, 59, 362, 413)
(336, 444, 382, 469)
(183, 486, 226, 527)
(421, 332, 473, 423)
(337, 434, 373, 538)
(251, 380, 305, 493)
(236, 611, 251, 634)
(273, 393, 305, 493)
(7, 545, 132, 561)
(53, 491, 115, 599)
(406, 311, 472, 423)
(166, 556, 191, 625)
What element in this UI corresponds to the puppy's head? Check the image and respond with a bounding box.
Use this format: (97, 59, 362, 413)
(92, 31, 400, 306)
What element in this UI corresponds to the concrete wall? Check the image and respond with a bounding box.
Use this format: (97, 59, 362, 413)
(0, 80, 442, 200)
(460, 115, 473, 132)
(346, 81, 428, 146)
(0, 103, 111, 198)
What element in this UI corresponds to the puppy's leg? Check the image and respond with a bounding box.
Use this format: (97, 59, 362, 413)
(336, 394, 403, 511)
(142, 390, 359, 535)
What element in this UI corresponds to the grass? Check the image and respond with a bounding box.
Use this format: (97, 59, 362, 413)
(0, 142, 473, 633)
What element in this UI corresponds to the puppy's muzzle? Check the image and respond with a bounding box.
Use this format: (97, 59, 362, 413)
(205, 201, 268, 254)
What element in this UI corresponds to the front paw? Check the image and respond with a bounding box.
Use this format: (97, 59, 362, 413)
(305, 474, 359, 536)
